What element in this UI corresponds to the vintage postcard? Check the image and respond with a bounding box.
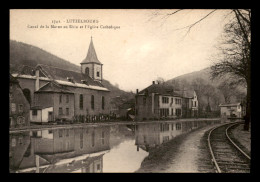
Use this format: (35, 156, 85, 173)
(9, 9, 251, 173)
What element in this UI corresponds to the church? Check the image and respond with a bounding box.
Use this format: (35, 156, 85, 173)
(11, 37, 110, 123)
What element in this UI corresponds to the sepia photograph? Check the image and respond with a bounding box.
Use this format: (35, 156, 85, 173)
(9, 9, 251, 173)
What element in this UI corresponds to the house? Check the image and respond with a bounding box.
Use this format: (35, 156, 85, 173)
(175, 90, 199, 118)
(135, 81, 198, 121)
(219, 103, 244, 118)
(11, 37, 110, 123)
(9, 74, 30, 128)
(109, 96, 135, 120)
(30, 106, 54, 124)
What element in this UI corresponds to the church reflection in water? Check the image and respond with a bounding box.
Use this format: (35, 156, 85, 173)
(9, 126, 110, 173)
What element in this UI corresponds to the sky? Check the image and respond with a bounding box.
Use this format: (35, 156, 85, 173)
(10, 9, 232, 92)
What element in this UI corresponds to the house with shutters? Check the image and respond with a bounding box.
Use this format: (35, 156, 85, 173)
(135, 81, 198, 121)
(11, 37, 110, 123)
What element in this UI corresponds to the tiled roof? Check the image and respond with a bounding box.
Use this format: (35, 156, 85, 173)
(81, 37, 102, 64)
(36, 64, 105, 88)
(138, 84, 182, 97)
(175, 90, 195, 98)
(35, 81, 73, 94)
(219, 103, 241, 107)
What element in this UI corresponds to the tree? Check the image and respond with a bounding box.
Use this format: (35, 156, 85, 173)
(150, 9, 251, 130)
(217, 81, 237, 104)
(210, 9, 251, 130)
(156, 77, 165, 84)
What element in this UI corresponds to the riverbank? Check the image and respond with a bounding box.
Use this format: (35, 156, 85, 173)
(135, 123, 221, 173)
(9, 118, 221, 133)
(230, 123, 251, 155)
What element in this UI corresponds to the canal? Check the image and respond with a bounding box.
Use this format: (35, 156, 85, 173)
(9, 119, 221, 173)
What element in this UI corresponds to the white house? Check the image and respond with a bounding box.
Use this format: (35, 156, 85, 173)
(30, 106, 54, 123)
(219, 103, 243, 118)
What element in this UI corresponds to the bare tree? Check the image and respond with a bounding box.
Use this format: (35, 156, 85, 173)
(156, 77, 165, 84)
(217, 81, 237, 104)
(150, 9, 251, 130)
(210, 9, 251, 130)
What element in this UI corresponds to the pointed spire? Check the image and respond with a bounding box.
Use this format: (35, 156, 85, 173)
(81, 37, 101, 64)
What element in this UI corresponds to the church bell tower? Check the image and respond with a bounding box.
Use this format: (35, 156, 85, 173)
(80, 37, 103, 82)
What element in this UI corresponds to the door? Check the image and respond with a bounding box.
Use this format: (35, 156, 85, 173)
(48, 112, 53, 122)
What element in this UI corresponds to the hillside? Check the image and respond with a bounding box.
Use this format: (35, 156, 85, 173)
(9, 40, 134, 100)
(165, 67, 246, 111)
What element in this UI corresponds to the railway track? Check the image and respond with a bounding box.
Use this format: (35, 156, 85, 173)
(208, 122, 250, 173)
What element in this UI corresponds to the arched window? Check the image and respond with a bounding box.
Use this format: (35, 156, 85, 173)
(102, 96, 105, 110)
(91, 131, 95, 147)
(80, 132, 83, 149)
(85, 67, 90, 76)
(80, 94, 83, 109)
(22, 89, 31, 105)
(91, 95, 94, 110)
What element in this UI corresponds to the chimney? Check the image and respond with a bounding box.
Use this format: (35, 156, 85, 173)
(152, 81, 155, 85)
(35, 70, 39, 91)
(136, 89, 139, 94)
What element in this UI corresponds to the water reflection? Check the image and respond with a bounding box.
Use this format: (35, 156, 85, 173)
(9, 120, 219, 173)
(9, 124, 148, 173)
(134, 120, 215, 152)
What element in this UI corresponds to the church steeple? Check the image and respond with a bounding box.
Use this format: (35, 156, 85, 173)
(80, 37, 103, 83)
(81, 36, 102, 65)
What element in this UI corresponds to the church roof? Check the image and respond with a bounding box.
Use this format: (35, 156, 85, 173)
(36, 64, 105, 88)
(81, 37, 102, 65)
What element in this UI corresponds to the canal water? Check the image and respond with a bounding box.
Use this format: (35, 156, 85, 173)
(9, 119, 220, 173)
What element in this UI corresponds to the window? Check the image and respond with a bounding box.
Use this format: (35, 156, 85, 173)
(97, 164, 101, 171)
(11, 103, 16, 112)
(66, 129, 69, 137)
(80, 133, 83, 149)
(11, 138, 16, 147)
(176, 109, 181, 116)
(101, 131, 105, 145)
(18, 137, 23, 145)
(91, 131, 95, 147)
(66, 95, 69, 103)
(19, 104, 23, 112)
(97, 71, 100, 77)
(194, 101, 196, 107)
(66, 108, 69, 115)
(91, 95, 94, 110)
(17, 117, 25, 124)
(85, 67, 90, 76)
(102, 96, 105, 110)
(59, 95, 62, 104)
(59, 107, 63, 115)
(143, 97, 146, 105)
(176, 123, 182, 130)
(162, 97, 169, 104)
(32, 110, 37, 116)
(80, 94, 83, 110)
(59, 129, 63, 137)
